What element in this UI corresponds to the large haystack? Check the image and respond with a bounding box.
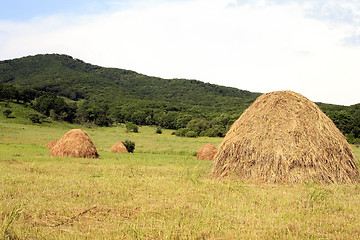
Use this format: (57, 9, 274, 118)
(46, 140, 57, 149)
(111, 141, 128, 153)
(50, 129, 99, 158)
(212, 91, 359, 184)
(197, 143, 217, 160)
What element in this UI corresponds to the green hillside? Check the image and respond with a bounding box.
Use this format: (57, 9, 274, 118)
(0, 54, 259, 110)
(0, 54, 359, 142)
(0, 54, 260, 135)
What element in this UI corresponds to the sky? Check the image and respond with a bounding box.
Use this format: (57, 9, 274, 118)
(0, 0, 359, 106)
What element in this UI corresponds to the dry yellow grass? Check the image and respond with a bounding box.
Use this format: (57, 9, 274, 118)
(1, 121, 360, 239)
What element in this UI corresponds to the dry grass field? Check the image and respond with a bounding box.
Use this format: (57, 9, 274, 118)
(1, 111, 360, 239)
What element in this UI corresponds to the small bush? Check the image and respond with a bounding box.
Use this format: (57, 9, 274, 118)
(3, 109, 13, 118)
(174, 128, 188, 137)
(125, 122, 139, 133)
(28, 114, 41, 123)
(202, 126, 225, 137)
(185, 131, 198, 138)
(155, 127, 162, 134)
(122, 140, 135, 153)
(133, 126, 139, 133)
(0, 102, 10, 107)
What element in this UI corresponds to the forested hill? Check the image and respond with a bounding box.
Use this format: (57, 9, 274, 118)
(0, 54, 261, 135)
(0, 54, 359, 142)
(0, 54, 259, 108)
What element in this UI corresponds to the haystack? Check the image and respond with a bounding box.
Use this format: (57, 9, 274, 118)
(212, 91, 359, 184)
(50, 129, 99, 158)
(197, 143, 217, 160)
(111, 141, 128, 153)
(46, 140, 57, 149)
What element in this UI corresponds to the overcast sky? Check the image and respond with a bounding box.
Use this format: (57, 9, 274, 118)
(1, 0, 359, 105)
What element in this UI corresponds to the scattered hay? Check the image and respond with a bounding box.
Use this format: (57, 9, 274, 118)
(197, 143, 217, 160)
(212, 91, 359, 184)
(111, 142, 128, 153)
(46, 140, 57, 149)
(50, 129, 99, 158)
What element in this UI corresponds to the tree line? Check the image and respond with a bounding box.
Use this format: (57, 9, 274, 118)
(1, 83, 359, 143)
(0, 84, 238, 137)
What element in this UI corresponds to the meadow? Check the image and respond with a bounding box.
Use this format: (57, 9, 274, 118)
(1, 105, 360, 239)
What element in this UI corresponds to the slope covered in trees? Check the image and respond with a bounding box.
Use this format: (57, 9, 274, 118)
(0, 54, 359, 142)
(0, 54, 260, 136)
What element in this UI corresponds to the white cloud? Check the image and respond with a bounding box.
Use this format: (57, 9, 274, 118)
(0, 0, 359, 105)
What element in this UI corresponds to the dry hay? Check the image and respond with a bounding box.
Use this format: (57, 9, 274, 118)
(50, 129, 99, 158)
(212, 91, 359, 184)
(111, 142, 128, 153)
(197, 143, 217, 160)
(46, 140, 57, 149)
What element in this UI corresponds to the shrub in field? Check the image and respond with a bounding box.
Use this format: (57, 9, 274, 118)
(155, 127, 162, 134)
(3, 109, 13, 118)
(174, 128, 187, 137)
(126, 122, 139, 133)
(185, 131, 198, 138)
(122, 140, 135, 153)
(28, 114, 41, 123)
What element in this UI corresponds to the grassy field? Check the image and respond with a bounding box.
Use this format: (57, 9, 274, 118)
(1, 105, 360, 239)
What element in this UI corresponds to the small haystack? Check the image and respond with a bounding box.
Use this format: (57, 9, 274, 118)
(212, 91, 359, 184)
(46, 140, 57, 149)
(111, 141, 128, 153)
(197, 143, 217, 160)
(50, 129, 99, 158)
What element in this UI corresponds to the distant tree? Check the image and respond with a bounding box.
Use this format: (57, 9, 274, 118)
(111, 108, 126, 123)
(186, 118, 210, 136)
(131, 111, 147, 125)
(159, 112, 179, 129)
(185, 131, 198, 138)
(49, 109, 58, 121)
(20, 88, 38, 103)
(0, 84, 18, 102)
(75, 102, 89, 124)
(28, 114, 41, 123)
(202, 126, 226, 137)
(176, 114, 192, 129)
(328, 111, 354, 134)
(126, 122, 139, 133)
(174, 128, 188, 137)
(86, 105, 112, 126)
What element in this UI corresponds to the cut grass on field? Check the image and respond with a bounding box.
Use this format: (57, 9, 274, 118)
(1, 119, 360, 239)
